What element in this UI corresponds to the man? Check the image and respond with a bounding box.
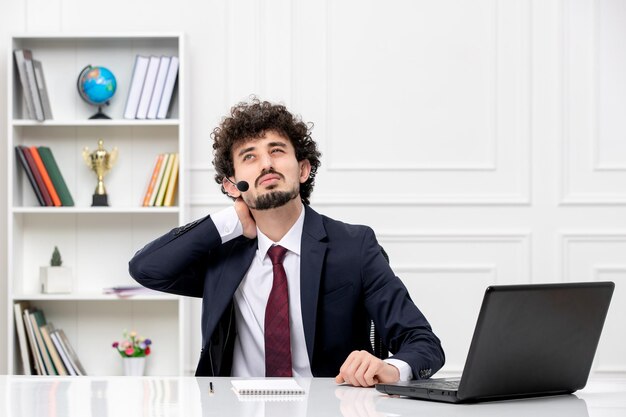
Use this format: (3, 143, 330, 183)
(129, 98, 445, 387)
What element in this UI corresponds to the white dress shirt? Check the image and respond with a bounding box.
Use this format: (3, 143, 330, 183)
(210, 205, 412, 380)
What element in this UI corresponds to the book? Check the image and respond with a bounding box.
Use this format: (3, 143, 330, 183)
(13, 49, 37, 119)
(13, 302, 33, 375)
(149, 153, 170, 206)
(142, 154, 165, 206)
(33, 60, 53, 119)
(22, 308, 44, 375)
(163, 153, 179, 206)
(29, 146, 61, 206)
(123, 55, 150, 119)
(40, 324, 68, 376)
(103, 285, 160, 297)
(30, 310, 58, 375)
(155, 153, 175, 206)
(147, 56, 171, 119)
(231, 379, 305, 396)
(135, 56, 160, 119)
(157, 56, 179, 119)
(15, 146, 45, 206)
(55, 328, 87, 376)
(21, 145, 53, 206)
(21, 50, 45, 121)
(50, 331, 77, 376)
(37, 146, 75, 206)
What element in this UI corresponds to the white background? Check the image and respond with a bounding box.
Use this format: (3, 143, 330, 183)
(1, 0, 624, 375)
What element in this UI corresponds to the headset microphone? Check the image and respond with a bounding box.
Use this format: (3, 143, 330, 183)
(226, 177, 250, 192)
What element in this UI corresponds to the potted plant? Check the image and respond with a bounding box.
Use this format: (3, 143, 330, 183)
(40, 246, 72, 293)
(112, 330, 152, 376)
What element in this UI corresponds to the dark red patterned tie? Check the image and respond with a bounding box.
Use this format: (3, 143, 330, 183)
(265, 245, 292, 377)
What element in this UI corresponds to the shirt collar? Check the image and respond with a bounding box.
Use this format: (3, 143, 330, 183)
(256, 204, 306, 262)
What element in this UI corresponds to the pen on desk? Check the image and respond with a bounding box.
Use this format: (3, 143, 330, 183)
(209, 382, 214, 394)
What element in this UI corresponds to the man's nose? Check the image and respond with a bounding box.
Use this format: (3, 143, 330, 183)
(260, 152, 273, 169)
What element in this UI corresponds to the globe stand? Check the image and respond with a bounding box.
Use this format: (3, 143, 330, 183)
(89, 106, 111, 120)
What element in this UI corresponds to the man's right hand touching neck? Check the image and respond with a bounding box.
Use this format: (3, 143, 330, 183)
(234, 197, 257, 239)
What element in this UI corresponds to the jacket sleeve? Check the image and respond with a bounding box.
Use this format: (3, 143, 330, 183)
(128, 214, 222, 298)
(360, 227, 446, 379)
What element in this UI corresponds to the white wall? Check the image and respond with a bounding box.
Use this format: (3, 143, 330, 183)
(1, 0, 625, 375)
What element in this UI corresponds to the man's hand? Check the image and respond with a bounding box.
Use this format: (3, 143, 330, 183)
(335, 350, 400, 387)
(234, 197, 257, 239)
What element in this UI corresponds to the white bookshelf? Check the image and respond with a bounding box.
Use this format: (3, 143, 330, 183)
(5, 33, 188, 376)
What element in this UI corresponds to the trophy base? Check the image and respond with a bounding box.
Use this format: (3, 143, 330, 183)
(92, 194, 109, 206)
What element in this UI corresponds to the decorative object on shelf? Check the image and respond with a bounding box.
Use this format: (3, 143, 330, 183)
(77, 65, 117, 119)
(112, 330, 152, 376)
(82, 139, 118, 206)
(40, 246, 72, 294)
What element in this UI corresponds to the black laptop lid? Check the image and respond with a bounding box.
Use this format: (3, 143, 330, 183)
(457, 282, 614, 401)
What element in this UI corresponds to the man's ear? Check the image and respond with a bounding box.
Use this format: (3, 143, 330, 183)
(223, 177, 241, 198)
(299, 159, 312, 183)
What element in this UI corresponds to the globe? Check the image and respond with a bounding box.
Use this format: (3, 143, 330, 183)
(77, 65, 117, 119)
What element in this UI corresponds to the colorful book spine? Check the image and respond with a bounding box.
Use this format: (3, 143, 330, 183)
(40, 324, 68, 376)
(142, 154, 165, 206)
(13, 302, 33, 375)
(29, 311, 57, 375)
(155, 153, 174, 206)
(15, 146, 45, 206)
(163, 153, 179, 206)
(29, 146, 61, 206)
(37, 146, 75, 206)
(149, 153, 170, 206)
(20, 145, 53, 206)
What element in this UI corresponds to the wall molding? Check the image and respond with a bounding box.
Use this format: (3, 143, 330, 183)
(560, 0, 626, 204)
(560, 231, 626, 281)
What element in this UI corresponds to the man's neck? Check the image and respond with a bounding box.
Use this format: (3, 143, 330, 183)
(251, 198, 303, 242)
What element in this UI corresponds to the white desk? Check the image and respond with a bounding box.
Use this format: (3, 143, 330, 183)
(2, 375, 625, 417)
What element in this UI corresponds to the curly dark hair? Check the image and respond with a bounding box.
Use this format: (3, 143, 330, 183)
(212, 98, 321, 205)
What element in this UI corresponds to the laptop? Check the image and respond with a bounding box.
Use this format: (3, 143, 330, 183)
(375, 281, 614, 403)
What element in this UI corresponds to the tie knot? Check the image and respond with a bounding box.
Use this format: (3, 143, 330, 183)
(267, 245, 288, 265)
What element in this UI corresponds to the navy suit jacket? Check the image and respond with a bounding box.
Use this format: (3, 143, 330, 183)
(129, 205, 445, 378)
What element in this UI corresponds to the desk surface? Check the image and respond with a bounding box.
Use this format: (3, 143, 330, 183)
(2, 375, 625, 417)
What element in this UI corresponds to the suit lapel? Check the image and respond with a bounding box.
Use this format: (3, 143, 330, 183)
(300, 205, 328, 363)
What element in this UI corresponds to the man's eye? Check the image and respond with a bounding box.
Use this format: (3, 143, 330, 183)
(243, 154, 254, 161)
(271, 148, 284, 154)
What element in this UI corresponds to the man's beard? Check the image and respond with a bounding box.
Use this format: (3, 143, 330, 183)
(249, 187, 299, 210)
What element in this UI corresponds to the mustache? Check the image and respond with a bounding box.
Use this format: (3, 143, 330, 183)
(254, 168, 285, 187)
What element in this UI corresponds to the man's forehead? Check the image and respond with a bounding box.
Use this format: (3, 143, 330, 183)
(232, 131, 291, 152)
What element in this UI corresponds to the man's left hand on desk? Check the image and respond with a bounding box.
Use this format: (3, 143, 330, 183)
(335, 350, 400, 387)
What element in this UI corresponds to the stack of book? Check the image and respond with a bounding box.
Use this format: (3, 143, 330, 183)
(124, 55, 179, 119)
(142, 153, 179, 206)
(103, 285, 160, 297)
(14, 49, 53, 121)
(13, 302, 87, 376)
(15, 146, 74, 207)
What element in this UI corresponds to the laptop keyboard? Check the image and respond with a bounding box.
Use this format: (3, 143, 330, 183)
(412, 379, 460, 390)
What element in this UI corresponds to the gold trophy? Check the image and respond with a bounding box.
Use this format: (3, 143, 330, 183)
(83, 139, 118, 206)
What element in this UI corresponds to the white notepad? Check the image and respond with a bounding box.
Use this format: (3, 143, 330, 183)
(231, 379, 305, 395)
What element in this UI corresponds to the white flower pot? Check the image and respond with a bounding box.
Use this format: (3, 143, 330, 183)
(40, 266, 72, 293)
(123, 357, 146, 376)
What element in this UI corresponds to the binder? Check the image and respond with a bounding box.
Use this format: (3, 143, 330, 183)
(147, 56, 171, 119)
(157, 56, 179, 119)
(123, 55, 150, 119)
(135, 56, 160, 119)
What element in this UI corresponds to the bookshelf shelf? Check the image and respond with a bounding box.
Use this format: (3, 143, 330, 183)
(12, 207, 180, 214)
(12, 293, 179, 302)
(6, 33, 188, 377)
(12, 119, 180, 127)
